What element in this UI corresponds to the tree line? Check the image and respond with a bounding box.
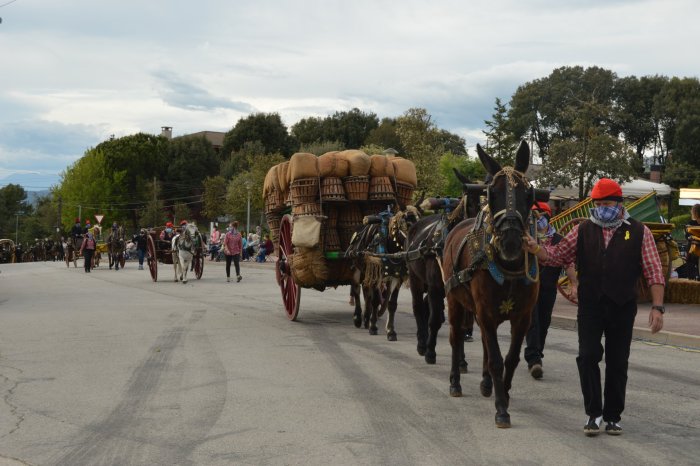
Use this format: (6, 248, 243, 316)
(3, 65, 699, 245)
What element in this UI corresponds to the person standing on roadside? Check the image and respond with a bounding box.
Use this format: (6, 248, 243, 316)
(134, 228, 148, 270)
(223, 221, 243, 283)
(525, 178, 665, 437)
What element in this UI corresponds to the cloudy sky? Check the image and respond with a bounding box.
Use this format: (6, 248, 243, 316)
(1, 0, 699, 190)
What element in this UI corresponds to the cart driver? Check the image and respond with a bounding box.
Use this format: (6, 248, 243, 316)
(160, 221, 175, 249)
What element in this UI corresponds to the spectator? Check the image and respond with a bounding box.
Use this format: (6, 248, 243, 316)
(223, 221, 243, 282)
(685, 204, 700, 280)
(256, 234, 274, 262)
(134, 228, 148, 270)
(209, 225, 221, 261)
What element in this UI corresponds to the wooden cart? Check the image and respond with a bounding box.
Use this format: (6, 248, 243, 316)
(145, 227, 204, 282)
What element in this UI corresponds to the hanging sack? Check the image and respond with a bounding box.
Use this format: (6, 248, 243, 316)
(291, 215, 324, 248)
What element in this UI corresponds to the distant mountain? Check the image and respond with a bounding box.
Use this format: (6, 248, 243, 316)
(26, 190, 51, 206)
(0, 172, 60, 192)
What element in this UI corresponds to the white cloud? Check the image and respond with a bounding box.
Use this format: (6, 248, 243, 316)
(1, 0, 699, 190)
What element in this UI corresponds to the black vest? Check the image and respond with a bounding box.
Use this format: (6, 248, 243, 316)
(576, 219, 644, 305)
(540, 233, 564, 290)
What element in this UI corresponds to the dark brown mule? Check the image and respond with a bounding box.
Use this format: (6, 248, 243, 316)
(442, 141, 539, 428)
(405, 172, 481, 366)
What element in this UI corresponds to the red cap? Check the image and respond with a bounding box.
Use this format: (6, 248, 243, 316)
(531, 201, 552, 217)
(591, 178, 623, 201)
(165, 221, 173, 227)
(180, 220, 188, 225)
(75, 218, 80, 222)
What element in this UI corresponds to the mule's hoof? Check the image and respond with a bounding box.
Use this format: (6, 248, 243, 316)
(449, 385, 462, 397)
(182, 280, 188, 284)
(417, 345, 427, 356)
(480, 380, 493, 397)
(425, 352, 436, 365)
(369, 328, 378, 336)
(387, 333, 397, 342)
(495, 413, 511, 428)
(459, 360, 469, 374)
(353, 317, 362, 329)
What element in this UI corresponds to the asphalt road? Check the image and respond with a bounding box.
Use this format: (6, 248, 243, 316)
(0, 260, 698, 466)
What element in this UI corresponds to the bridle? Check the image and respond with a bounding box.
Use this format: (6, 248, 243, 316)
(487, 167, 533, 234)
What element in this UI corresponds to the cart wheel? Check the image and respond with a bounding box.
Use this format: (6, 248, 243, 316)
(559, 217, 587, 236)
(120, 253, 126, 269)
(147, 235, 158, 282)
(194, 251, 204, 279)
(278, 214, 301, 320)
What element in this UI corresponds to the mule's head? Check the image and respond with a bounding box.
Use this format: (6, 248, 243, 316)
(477, 141, 534, 264)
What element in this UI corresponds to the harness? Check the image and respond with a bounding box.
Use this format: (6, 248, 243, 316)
(444, 168, 540, 295)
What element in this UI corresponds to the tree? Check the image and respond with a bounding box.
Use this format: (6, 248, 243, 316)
(438, 153, 486, 197)
(0, 184, 29, 239)
(483, 97, 518, 165)
(662, 161, 700, 189)
(611, 75, 667, 164)
(396, 108, 446, 196)
(138, 179, 166, 228)
(220, 140, 267, 180)
(222, 113, 299, 158)
(173, 202, 191, 225)
(290, 108, 379, 149)
(299, 140, 345, 156)
(365, 118, 403, 152)
(224, 152, 285, 224)
(508, 66, 617, 161)
(653, 77, 700, 167)
(202, 176, 228, 220)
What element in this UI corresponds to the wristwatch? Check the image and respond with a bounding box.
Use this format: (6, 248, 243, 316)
(651, 305, 665, 314)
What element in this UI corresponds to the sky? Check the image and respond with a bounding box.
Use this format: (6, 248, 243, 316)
(1, 0, 699, 191)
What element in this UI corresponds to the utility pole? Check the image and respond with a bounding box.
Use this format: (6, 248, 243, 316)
(57, 195, 62, 238)
(78, 204, 82, 224)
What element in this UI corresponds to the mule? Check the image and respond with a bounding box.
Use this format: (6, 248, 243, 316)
(172, 223, 200, 283)
(64, 237, 80, 268)
(346, 206, 419, 339)
(442, 141, 539, 428)
(107, 226, 125, 270)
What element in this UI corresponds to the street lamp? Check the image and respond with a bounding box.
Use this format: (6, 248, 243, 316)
(245, 179, 252, 235)
(15, 211, 24, 244)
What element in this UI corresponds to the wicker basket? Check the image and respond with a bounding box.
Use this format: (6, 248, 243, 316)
(395, 181, 415, 207)
(338, 204, 363, 228)
(323, 206, 338, 228)
(265, 213, 281, 250)
(264, 189, 285, 213)
(338, 226, 357, 251)
(322, 227, 341, 252)
(292, 202, 322, 217)
(320, 177, 347, 201)
(343, 175, 370, 201)
(369, 176, 395, 201)
(291, 178, 319, 206)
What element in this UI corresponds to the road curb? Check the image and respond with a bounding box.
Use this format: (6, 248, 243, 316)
(550, 315, 700, 350)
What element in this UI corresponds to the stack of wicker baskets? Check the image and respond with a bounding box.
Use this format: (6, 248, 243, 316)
(262, 150, 417, 287)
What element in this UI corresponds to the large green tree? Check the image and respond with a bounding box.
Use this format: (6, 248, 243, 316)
(291, 108, 379, 149)
(483, 97, 519, 165)
(396, 108, 447, 196)
(222, 113, 298, 158)
(0, 184, 30, 240)
(654, 77, 700, 168)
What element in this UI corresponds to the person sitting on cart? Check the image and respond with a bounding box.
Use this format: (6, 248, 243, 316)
(160, 221, 175, 249)
(179, 219, 188, 233)
(83, 219, 92, 235)
(71, 218, 83, 240)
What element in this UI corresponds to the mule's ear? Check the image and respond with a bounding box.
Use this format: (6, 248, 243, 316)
(476, 143, 502, 176)
(452, 167, 471, 186)
(514, 140, 530, 174)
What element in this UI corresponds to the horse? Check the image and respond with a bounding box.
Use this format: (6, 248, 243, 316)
(405, 175, 483, 366)
(345, 205, 420, 339)
(107, 226, 125, 270)
(442, 141, 540, 428)
(172, 223, 200, 283)
(64, 237, 81, 268)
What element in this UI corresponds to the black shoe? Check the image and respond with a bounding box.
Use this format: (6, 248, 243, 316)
(605, 422, 623, 435)
(583, 416, 602, 436)
(237, 275, 242, 282)
(529, 363, 543, 380)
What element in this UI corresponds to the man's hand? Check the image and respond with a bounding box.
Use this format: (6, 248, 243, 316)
(523, 233, 538, 253)
(649, 308, 664, 334)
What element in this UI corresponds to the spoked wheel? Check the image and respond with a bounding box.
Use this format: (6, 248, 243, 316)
(147, 235, 158, 282)
(277, 214, 300, 321)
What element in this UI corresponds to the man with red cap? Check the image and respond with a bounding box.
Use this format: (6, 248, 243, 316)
(160, 221, 175, 248)
(523, 202, 577, 380)
(70, 218, 83, 240)
(526, 178, 665, 437)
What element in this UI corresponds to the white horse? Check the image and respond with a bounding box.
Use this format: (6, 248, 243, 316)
(172, 223, 199, 283)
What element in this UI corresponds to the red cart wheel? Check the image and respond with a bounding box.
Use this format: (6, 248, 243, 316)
(277, 214, 301, 320)
(147, 235, 158, 282)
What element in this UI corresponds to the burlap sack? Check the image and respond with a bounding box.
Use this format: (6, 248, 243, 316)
(263, 165, 278, 195)
(289, 153, 319, 181)
(318, 151, 349, 178)
(369, 154, 395, 177)
(277, 161, 290, 192)
(338, 150, 371, 176)
(391, 157, 417, 187)
(291, 215, 323, 248)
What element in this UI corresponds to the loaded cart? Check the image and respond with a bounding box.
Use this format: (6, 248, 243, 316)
(144, 227, 205, 282)
(264, 150, 417, 320)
